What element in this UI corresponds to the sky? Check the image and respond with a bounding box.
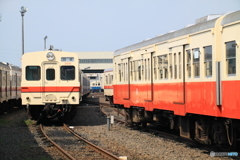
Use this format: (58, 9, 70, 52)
(0, 0, 239, 67)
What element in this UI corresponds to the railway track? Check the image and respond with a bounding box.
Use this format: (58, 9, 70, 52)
(39, 123, 121, 160)
(99, 104, 239, 154)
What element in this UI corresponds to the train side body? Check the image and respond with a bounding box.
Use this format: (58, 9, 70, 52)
(112, 11, 240, 149)
(113, 11, 240, 119)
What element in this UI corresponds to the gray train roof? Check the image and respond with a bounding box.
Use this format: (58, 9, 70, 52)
(222, 10, 240, 25)
(114, 10, 240, 56)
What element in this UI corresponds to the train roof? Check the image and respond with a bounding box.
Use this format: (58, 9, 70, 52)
(114, 10, 240, 56)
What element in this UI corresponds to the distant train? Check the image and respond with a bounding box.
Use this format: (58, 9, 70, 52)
(21, 51, 90, 122)
(110, 11, 240, 150)
(0, 62, 21, 112)
(103, 68, 113, 102)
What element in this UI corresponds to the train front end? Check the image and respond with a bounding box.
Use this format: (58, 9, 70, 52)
(21, 51, 80, 121)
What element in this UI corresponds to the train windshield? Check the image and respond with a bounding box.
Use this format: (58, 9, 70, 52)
(26, 66, 41, 80)
(60, 66, 75, 80)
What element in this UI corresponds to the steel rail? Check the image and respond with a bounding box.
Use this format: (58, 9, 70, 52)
(63, 123, 121, 160)
(39, 124, 76, 160)
(99, 106, 127, 124)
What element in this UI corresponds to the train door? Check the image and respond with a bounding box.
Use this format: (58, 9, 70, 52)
(143, 52, 153, 103)
(171, 45, 185, 115)
(122, 58, 130, 101)
(42, 62, 58, 102)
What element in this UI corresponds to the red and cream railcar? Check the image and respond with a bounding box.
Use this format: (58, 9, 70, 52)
(113, 11, 240, 149)
(0, 62, 21, 112)
(21, 51, 90, 121)
(103, 68, 113, 102)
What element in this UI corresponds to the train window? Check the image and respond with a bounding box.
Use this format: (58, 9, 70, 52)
(163, 55, 168, 79)
(193, 48, 200, 77)
(179, 52, 181, 79)
(122, 63, 124, 82)
(204, 46, 212, 77)
(145, 59, 147, 80)
(126, 62, 128, 82)
(26, 66, 41, 81)
(60, 66, 75, 80)
(226, 41, 236, 75)
(118, 64, 121, 82)
(148, 58, 150, 80)
(153, 57, 157, 80)
(130, 61, 133, 81)
(158, 56, 163, 79)
(174, 53, 177, 79)
(169, 53, 172, 79)
(135, 61, 138, 81)
(105, 76, 108, 84)
(138, 60, 141, 80)
(186, 50, 191, 78)
(46, 69, 55, 80)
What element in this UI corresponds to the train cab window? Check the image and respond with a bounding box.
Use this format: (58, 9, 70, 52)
(186, 50, 191, 78)
(60, 66, 75, 80)
(26, 66, 41, 81)
(204, 46, 212, 77)
(193, 48, 200, 77)
(226, 41, 236, 75)
(46, 69, 55, 80)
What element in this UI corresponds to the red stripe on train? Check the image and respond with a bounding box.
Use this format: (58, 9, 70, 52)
(21, 86, 80, 92)
(104, 86, 113, 89)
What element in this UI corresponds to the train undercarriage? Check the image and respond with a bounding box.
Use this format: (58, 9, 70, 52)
(27, 103, 77, 123)
(119, 106, 240, 150)
(0, 99, 22, 113)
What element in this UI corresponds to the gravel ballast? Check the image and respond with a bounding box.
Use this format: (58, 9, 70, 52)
(0, 93, 237, 160)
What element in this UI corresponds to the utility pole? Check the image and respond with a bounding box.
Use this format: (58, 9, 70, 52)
(20, 6, 28, 55)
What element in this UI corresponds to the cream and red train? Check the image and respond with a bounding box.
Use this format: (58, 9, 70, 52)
(103, 68, 113, 102)
(112, 11, 240, 149)
(0, 62, 21, 112)
(21, 51, 90, 121)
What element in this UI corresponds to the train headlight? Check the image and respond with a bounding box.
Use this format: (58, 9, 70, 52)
(46, 52, 55, 60)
